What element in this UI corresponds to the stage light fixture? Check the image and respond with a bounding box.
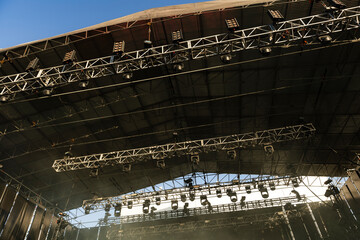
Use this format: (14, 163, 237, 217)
(230, 192, 237, 202)
(123, 164, 131, 172)
(184, 178, 193, 184)
(259, 187, 269, 199)
(62, 50, 76, 64)
(171, 199, 178, 210)
(291, 190, 301, 201)
(144, 40, 153, 48)
(324, 179, 332, 185)
(267, 10, 284, 23)
(328, 0, 346, 9)
(143, 199, 150, 214)
(292, 178, 299, 188)
(42, 88, 53, 96)
(220, 54, 232, 64)
(318, 35, 332, 44)
(79, 80, 89, 88)
(190, 155, 200, 165)
(25, 57, 39, 72)
(64, 151, 73, 158)
(183, 203, 190, 216)
(127, 200, 133, 209)
(156, 159, 166, 169)
(240, 196, 246, 207)
(181, 194, 187, 202)
(189, 192, 195, 201)
(200, 195, 208, 206)
(173, 62, 184, 72)
(226, 150, 236, 160)
(172, 30, 184, 43)
(114, 203, 122, 217)
(269, 182, 276, 191)
(0, 95, 10, 103)
(225, 18, 240, 32)
(89, 169, 99, 178)
(122, 72, 133, 80)
(245, 185, 251, 194)
(264, 145, 274, 155)
(259, 47, 272, 56)
(84, 205, 91, 214)
(104, 203, 111, 212)
(155, 196, 161, 205)
(113, 41, 125, 55)
(207, 202, 213, 212)
(216, 189, 222, 198)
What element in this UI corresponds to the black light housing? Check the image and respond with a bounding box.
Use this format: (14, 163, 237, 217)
(318, 35, 332, 44)
(127, 200, 133, 209)
(171, 199, 178, 210)
(122, 72, 133, 80)
(143, 199, 151, 214)
(0, 95, 10, 103)
(114, 203, 122, 217)
(227, 150, 236, 160)
(181, 194, 187, 202)
(259, 47, 272, 56)
(173, 62, 184, 72)
(84, 205, 91, 214)
(190, 155, 200, 165)
(183, 203, 190, 216)
(200, 195, 208, 206)
(144, 40, 153, 48)
(216, 189, 222, 198)
(156, 159, 166, 169)
(26, 58, 39, 72)
(292, 178, 299, 188)
(189, 192, 195, 201)
(245, 185, 251, 194)
(105, 203, 111, 212)
(155, 196, 161, 205)
(269, 182, 276, 191)
(220, 54, 232, 64)
(225, 18, 240, 32)
(113, 41, 125, 55)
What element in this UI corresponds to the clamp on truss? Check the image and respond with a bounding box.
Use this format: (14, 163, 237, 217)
(52, 123, 315, 172)
(1, 6, 360, 97)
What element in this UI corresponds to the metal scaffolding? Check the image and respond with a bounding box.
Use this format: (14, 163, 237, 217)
(1, 6, 360, 97)
(52, 123, 315, 172)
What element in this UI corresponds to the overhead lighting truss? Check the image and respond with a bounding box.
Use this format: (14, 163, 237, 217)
(1, 6, 360, 97)
(52, 123, 315, 172)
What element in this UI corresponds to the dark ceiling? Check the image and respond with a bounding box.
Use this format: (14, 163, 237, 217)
(0, 0, 359, 211)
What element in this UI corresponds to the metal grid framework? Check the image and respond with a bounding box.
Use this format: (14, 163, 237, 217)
(82, 175, 299, 210)
(100, 195, 305, 226)
(1, 6, 360, 97)
(52, 123, 315, 172)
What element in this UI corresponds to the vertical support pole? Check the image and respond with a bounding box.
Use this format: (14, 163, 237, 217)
(0, 183, 8, 204)
(44, 214, 54, 240)
(75, 228, 80, 240)
(24, 204, 38, 240)
(282, 205, 296, 240)
(306, 203, 323, 239)
(96, 226, 101, 240)
(0, 186, 20, 237)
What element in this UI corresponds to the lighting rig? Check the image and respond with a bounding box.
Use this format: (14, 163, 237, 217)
(1, 6, 360, 99)
(53, 123, 315, 172)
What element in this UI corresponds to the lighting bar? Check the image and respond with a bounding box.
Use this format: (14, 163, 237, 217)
(2, 6, 360, 98)
(53, 123, 315, 172)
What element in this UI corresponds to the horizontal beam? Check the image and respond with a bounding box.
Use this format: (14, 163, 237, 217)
(52, 123, 315, 172)
(1, 6, 360, 97)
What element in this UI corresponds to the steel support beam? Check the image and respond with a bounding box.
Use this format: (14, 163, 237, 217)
(1, 6, 360, 97)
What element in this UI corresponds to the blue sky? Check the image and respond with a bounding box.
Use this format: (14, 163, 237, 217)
(0, 0, 204, 49)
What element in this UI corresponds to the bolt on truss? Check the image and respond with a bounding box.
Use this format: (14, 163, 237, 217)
(52, 123, 315, 172)
(99, 195, 305, 226)
(1, 6, 360, 97)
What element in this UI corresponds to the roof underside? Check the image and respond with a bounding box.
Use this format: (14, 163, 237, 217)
(0, 0, 360, 210)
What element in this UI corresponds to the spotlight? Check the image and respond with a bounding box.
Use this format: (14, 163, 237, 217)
(190, 155, 200, 165)
(225, 18, 240, 32)
(207, 202, 213, 212)
(149, 207, 157, 218)
(189, 192, 195, 201)
(318, 35, 332, 44)
(172, 30, 184, 43)
(216, 189, 222, 198)
(42, 88, 53, 96)
(114, 203, 122, 217)
(127, 200, 133, 209)
(183, 203, 190, 216)
(327, 0, 346, 9)
(264, 145, 274, 155)
(200, 195, 208, 206)
(230, 192, 237, 202)
(113, 41, 125, 55)
(291, 190, 301, 201)
(245, 185, 251, 194)
(267, 10, 284, 23)
(62, 50, 76, 64)
(324, 179, 332, 185)
(269, 182, 276, 191)
(144, 40, 153, 48)
(171, 200, 178, 210)
(25, 57, 39, 72)
(78, 80, 89, 88)
(155, 196, 161, 205)
(0, 95, 10, 103)
(240, 196, 246, 208)
(143, 199, 150, 214)
(181, 194, 187, 202)
(259, 47, 272, 56)
(227, 150, 236, 160)
(89, 169, 99, 178)
(260, 188, 269, 199)
(173, 63, 184, 72)
(64, 151, 73, 158)
(184, 178, 193, 184)
(156, 159, 166, 169)
(122, 72, 133, 80)
(105, 203, 111, 212)
(84, 205, 91, 214)
(122, 164, 131, 172)
(292, 178, 299, 188)
(220, 54, 232, 64)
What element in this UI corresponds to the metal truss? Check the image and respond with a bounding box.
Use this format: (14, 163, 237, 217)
(2, 6, 360, 97)
(82, 175, 299, 210)
(99, 195, 305, 226)
(52, 123, 315, 172)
